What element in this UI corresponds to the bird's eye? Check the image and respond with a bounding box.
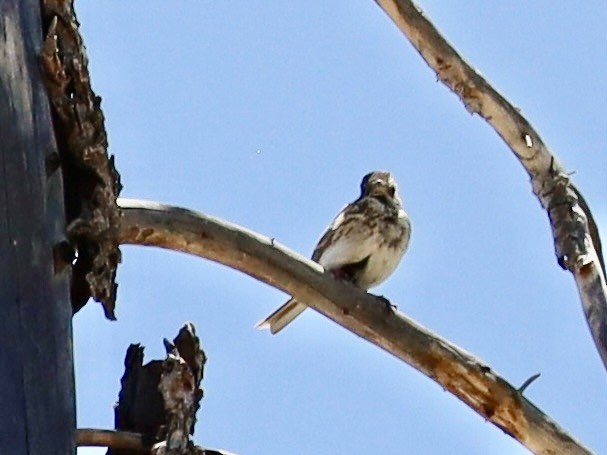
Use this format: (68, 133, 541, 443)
(388, 186, 396, 197)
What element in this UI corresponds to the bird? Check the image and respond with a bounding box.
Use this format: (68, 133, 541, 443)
(256, 170, 411, 334)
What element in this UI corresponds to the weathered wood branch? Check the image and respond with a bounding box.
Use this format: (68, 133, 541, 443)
(372, 0, 607, 370)
(77, 429, 145, 451)
(76, 429, 235, 455)
(118, 199, 593, 455)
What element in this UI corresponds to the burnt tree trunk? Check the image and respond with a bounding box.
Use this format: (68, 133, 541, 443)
(0, 0, 75, 453)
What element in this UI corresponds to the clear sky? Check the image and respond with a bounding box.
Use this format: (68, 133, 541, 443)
(74, 1, 606, 454)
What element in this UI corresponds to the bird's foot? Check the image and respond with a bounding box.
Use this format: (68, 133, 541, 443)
(329, 269, 356, 284)
(376, 294, 397, 312)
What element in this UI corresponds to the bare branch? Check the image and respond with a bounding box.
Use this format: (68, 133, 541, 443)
(77, 429, 146, 451)
(372, 0, 607, 371)
(76, 429, 236, 455)
(118, 199, 593, 455)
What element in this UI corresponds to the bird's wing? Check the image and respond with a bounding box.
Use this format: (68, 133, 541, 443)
(311, 201, 381, 270)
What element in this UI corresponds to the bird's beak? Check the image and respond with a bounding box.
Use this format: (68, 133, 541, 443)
(368, 180, 392, 196)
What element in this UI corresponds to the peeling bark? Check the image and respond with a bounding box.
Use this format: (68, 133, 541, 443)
(40, 0, 122, 319)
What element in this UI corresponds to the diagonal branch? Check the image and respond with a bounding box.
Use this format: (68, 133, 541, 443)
(118, 199, 593, 455)
(373, 0, 607, 371)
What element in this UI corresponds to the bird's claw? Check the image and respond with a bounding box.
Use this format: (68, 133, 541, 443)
(376, 294, 397, 311)
(329, 269, 356, 284)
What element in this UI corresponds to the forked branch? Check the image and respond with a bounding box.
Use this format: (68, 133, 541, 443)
(118, 199, 592, 455)
(373, 0, 607, 370)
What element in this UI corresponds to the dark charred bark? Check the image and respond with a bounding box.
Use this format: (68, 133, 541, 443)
(0, 0, 75, 452)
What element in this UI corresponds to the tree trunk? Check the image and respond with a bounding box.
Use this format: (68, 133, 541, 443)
(0, 0, 75, 453)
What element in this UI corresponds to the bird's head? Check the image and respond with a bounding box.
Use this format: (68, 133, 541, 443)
(360, 171, 400, 203)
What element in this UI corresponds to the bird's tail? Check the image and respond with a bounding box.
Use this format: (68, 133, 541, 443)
(255, 299, 307, 334)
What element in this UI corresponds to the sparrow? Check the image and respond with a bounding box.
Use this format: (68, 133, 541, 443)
(256, 171, 411, 334)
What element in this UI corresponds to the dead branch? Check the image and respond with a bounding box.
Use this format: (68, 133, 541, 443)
(76, 429, 235, 455)
(77, 429, 145, 451)
(372, 0, 607, 371)
(118, 199, 593, 455)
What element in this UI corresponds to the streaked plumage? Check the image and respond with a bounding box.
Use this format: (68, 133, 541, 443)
(256, 171, 411, 334)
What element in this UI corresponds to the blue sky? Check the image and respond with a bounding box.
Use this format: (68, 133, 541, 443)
(74, 2, 606, 454)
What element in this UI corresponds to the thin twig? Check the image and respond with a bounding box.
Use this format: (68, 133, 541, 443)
(518, 373, 541, 394)
(117, 199, 593, 455)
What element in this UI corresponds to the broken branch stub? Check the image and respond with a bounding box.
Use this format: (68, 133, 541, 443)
(110, 323, 205, 455)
